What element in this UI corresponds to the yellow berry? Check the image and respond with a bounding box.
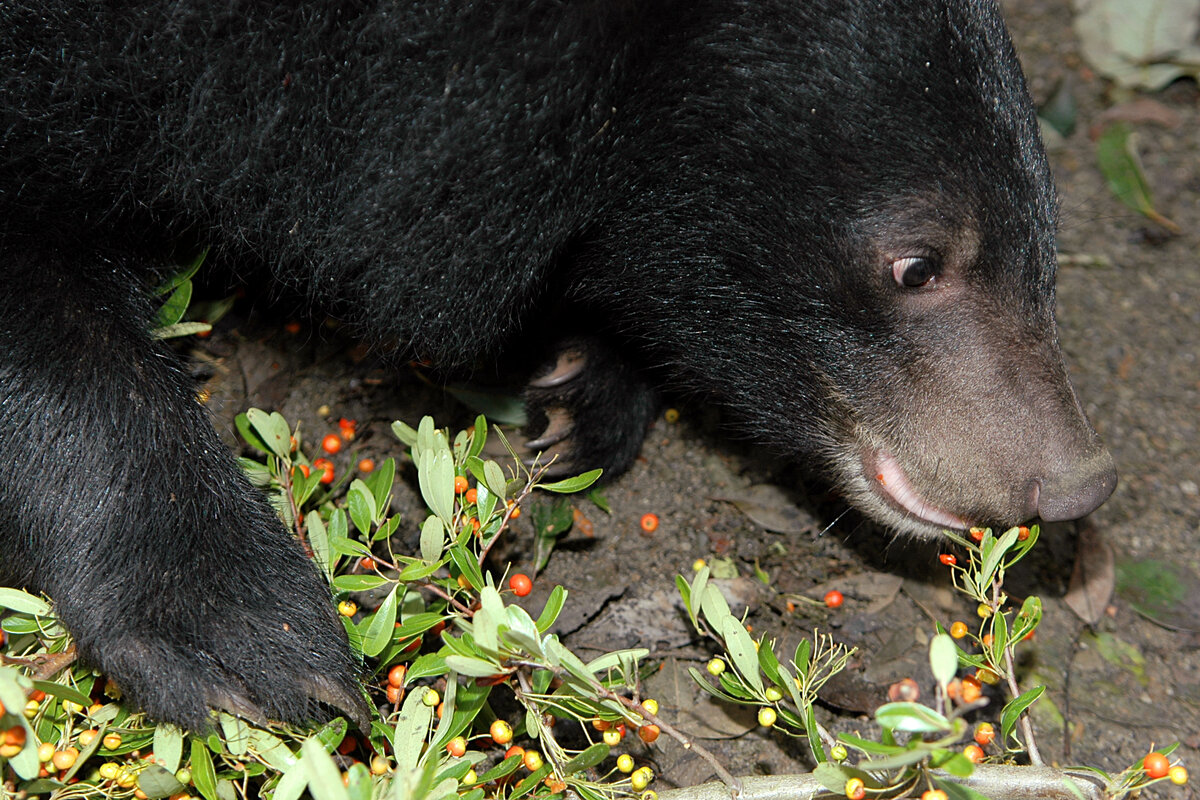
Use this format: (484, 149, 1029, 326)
(976, 603, 992, 619)
(603, 728, 621, 746)
(845, 777, 866, 800)
(641, 698, 659, 716)
(631, 767, 654, 792)
(99, 762, 121, 780)
(949, 621, 969, 639)
(462, 769, 477, 785)
(758, 707, 777, 727)
(24, 699, 39, 718)
(370, 755, 390, 775)
(102, 733, 123, 750)
(692, 558, 706, 571)
(523, 750, 544, 772)
(1169, 765, 1188, 785)
(764, 687, 783, 702)
(707, 658, 726, 676)
(422, 688, 440, 707)
(337, 600, 357, 617)
(62, 699, 84, 715)
(617, 754, 635, 773)
(37, 742, 55, 762)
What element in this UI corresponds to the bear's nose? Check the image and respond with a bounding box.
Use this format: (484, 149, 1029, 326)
(1026, 450, 1118, 522)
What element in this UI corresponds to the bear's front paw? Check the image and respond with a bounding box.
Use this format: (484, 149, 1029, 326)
(56, 555, 368, 732)
(522, 337, 658, 478)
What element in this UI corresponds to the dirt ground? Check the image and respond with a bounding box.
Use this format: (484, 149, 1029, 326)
(194, 1, 1199, 795)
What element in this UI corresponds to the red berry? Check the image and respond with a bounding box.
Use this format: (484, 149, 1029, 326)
(509, 573, 533, 597)
(283, 321, 302, 334)
(640, 513, 659, 532)
(938, 553, 956, 566)
(1143, 752, 1170, 780)
(321, 434, 342, 454)
(357, 458, 375, 473)
(963, 743, 984, 763)
(1016, 525, 1030, 541)
(454, 475, 469, 494)
(313, 457, 335, 484)
(823, 589, 844, 608)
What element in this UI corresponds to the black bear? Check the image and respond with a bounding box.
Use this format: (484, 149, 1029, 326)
(0, 0, 1116, 730)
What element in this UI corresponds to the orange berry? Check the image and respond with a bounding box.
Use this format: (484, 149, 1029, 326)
(313, 457, 335, 484)
(974, 722, 995, 747)
(640, 513, 659, 533)
(508, 503, 521, 519)
(321, 433, 342, 454)
(823, 589, 844, 608)
(969, 527, 986, 542)
(464, 488, 477, 504)
(981, 634, 994, 649)
(357, 458, 375, 473)
(845, 777, 866, 800)
(961, 675, 983, 703)
(296, 463, 311, 478)
(283, 321, 302, 334)
(509, 573, 533, 597)
(637, 724, 660, 744)
(1143, 752, 1170, 780)
(454, 475, 469, 494)
(963, 743, 985, 763)
(385, 685, 404, 705)
(949, 621, 969, 639)
(921, 791, 948, 800)
(523, 750, 544, 771)
(945, 679, 963, 702)
(51, 747, 79, 771)
(101, 732, 122, 750)
(505, 745, 525, 760)
(446, 736, 467, 758)
(490, 719, 514, 745)
(938, 554, 956, 566)
(1016, 525, 1030, 541)
(592, 718, 611, 731)
(387, 664, 407, 687)
(359, 557, 377, 571)
(887, 678, 920, 702)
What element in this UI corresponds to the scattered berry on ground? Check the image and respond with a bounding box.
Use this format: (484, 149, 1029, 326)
(321, 434, 342, 454)
(824, 589, 844, 608)
(357, 458, 375, 473)
(640, 513, 659, 532)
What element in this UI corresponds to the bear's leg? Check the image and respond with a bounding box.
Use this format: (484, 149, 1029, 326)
(0, 245, 366, 731)
(522, 336, 659, 477)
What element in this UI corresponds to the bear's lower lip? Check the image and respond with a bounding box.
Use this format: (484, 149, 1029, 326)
(867, 451, 971, 531)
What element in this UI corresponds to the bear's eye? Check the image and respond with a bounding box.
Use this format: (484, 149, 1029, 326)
(892, 256, 940, 288)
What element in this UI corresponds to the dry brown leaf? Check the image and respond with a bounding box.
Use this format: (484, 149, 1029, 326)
(1064, 522, 1115, 625)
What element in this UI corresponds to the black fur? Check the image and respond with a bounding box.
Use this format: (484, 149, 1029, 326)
(1, 0, 1115, 729)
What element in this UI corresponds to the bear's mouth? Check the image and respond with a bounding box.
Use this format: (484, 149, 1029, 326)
(865, 450, 971, 531)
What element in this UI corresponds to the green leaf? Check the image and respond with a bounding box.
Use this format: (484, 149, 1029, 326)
(392, 689, 434, 773)
(837, 733, 906, 756)
(137, 765, 187, 799)
(152, 321, 212, 339)
(933, 751, 976, 778)
(347, 480, 377, 536)
(1096, 122, 1179, 232)
(586, 648, 649, 675)
(1000, 685, 1045, 747)
(476, 754, 524, 785)
(858, 747, 931, 772)
(361, 587, 399, 658)
(933, 777, 991, 800)
(246, 408, 293, 461)
(536, 584, 567, 633)
(1011, 595, 1042, 644)
(332, 574, 389, 592)
(301, 736, 350, 800)
(392, 420, 418, 447)
(793, 637, 811, 674)
(757, 637, 786, 688)
(467, 416, 488, 459)
(563, 743, 610, 775)
(537, 469, 602, 494)
(875, 702, 952, 734)
(245, 728, 298, 772)
(153, 279, 193, 328)
(0, 588, 51, 616)
(803, 704, 826, 763)
(420, 515, 446, 563)
(153, 723, 184, 773)
(448, 545, 485, 598)
(363, 457, 396, 517)
(929, 633, 958, 689)
(154, 251, 206, 295)
(812, 762, 855, 794)
(720, 615, 764, 694)
(443, 656, 507, 678)
(235, 413, 271, 455)
(483, 460, 507, 502)
(419, 448, 456, 525)
(190, 739, 219, 800)
(30, 680, 90, 707)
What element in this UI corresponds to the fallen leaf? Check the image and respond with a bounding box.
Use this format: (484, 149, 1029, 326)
(714, 484, 814, 534)
(1116, 558, 1200, 632)
(1073, 0, 1200, 90)
(1064, 523, 1115, 625)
